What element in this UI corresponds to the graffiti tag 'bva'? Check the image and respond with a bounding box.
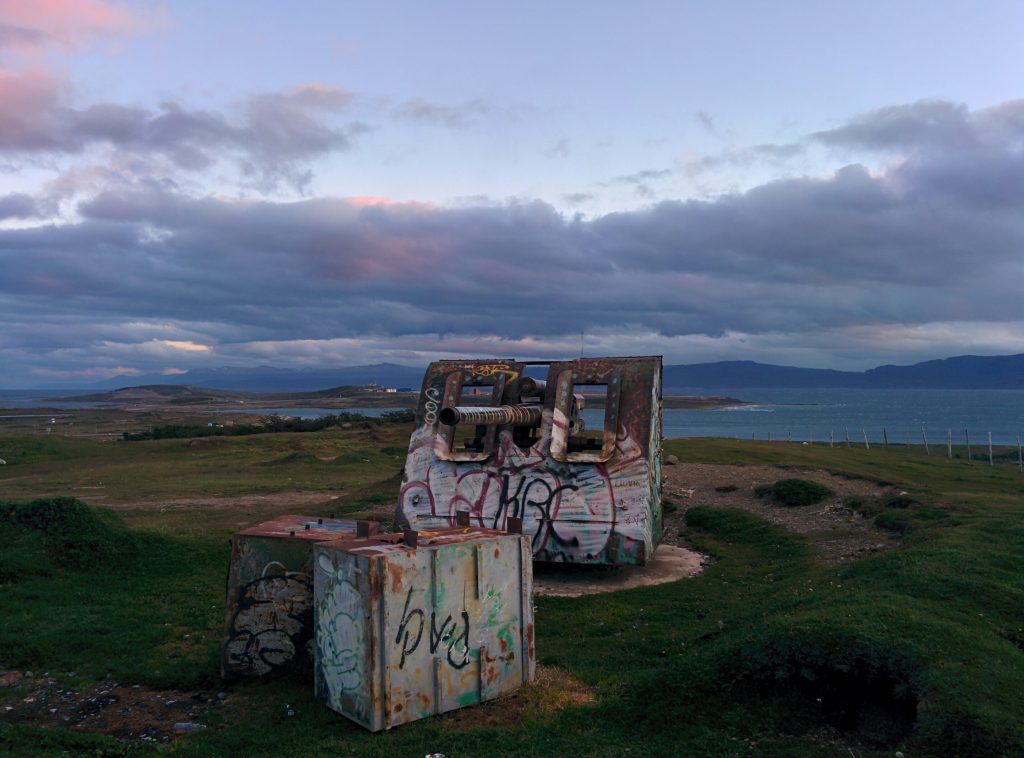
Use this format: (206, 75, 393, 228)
(395, 588, 470, 670)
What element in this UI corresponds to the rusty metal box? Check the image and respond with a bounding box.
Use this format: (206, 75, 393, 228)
(313, 527, 535, 731)
(222, 514, 378, 679)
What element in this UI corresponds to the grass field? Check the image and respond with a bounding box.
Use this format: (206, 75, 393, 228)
(2, 423, 1023, 756)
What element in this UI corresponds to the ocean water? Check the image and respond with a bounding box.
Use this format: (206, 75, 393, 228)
(657, 387, 1024, 446)
(2, 388, 1022, 445)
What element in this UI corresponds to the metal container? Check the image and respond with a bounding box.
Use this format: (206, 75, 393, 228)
(222, 515, 378, 679)
(313, 526, 535, 731)
(395, 356, 664, 565)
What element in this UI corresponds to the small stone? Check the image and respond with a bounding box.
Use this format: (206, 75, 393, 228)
(665, 454, 680, 465)
(173, 722, 206, 733)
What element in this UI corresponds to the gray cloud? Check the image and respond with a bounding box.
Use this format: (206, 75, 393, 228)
(0, 73, 364, 192)
(683, 142, 804, 176)
(811, 98, 1024, 153)
(391, 97, 495, 129)
(1, 97, 1022, 384)
(0, 192, 48, 220)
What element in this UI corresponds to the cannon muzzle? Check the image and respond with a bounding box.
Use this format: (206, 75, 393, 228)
(439, 403, 543, 427)
(518, 377, 547, 399)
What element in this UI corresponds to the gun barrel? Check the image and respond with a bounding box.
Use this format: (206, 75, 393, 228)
(439, 404, 543, 427)
(519, 377, 547, 398)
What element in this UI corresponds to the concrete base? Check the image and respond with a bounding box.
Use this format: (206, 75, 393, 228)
(533, 545, 705, 597)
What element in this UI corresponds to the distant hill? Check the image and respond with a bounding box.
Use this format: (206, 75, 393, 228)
(664, 354, 1024, 389)
(94, 363, 425, 392)
(68, 353, 1024, 393)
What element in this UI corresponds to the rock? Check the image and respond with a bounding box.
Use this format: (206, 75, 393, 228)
(665, 454, 680, 465)
(173, 722, 207, 733)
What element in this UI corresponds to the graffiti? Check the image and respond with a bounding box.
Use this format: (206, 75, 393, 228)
(224, 568, 312, 676)
(316, 569, 364, 694)
(456, 362, 518, 378)
(424, 386, 441, 425)
(400, 427, 644, 561)
(395, 587, 471, 669)
(395, 588, 425, 669)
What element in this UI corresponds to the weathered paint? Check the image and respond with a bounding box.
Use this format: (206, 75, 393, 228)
(221, 515, 378, 679)
(313, 527, 535, 731)
(394, 357, 664, 565)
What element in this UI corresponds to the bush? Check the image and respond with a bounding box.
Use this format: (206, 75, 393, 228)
(875, 511, 912, 534)
(846, 496, 882, 517)
(715, 485, 738, 493)
(755, 478, 833, 507)
(884, 494, 917, 509)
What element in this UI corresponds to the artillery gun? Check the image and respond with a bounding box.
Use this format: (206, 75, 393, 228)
(395, 357, 664, 565)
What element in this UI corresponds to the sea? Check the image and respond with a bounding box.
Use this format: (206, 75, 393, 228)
(2, 387, 1023, 446)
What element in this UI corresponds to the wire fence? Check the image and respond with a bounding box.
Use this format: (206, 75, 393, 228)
(745, 426, 1024, 470)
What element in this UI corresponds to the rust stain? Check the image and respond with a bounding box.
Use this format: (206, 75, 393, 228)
(389, 565, 403, 593)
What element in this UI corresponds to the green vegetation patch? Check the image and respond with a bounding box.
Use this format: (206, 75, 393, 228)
(754, 478, 833, 506)
(0, 497, 139, 578)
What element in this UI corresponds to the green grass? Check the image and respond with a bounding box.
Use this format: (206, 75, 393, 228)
(1, 433, 1024, 754)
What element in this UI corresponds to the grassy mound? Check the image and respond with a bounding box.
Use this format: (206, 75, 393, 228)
(0, 497, 138, 580)
(755, 478, 833, 506)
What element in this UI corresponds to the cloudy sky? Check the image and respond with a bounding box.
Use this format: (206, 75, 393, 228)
(1, 1, 1022, 387)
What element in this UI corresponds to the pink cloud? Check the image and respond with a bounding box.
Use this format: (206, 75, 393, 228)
(0, 0, 163, 52)
(32, 365, 142, 379)
(0, 69, 63, 149)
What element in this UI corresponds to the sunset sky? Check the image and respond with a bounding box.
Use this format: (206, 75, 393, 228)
(1, 1, 1022, 387)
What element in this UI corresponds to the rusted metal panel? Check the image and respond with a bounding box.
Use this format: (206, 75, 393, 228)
(395, 357, 664, 565)
(313, 527, 535, 731)
(221, 515, 378, 679)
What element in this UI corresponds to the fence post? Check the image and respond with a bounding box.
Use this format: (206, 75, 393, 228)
(844, 426, 850, 448)
(922, 426, 930, 456)
(883, 428, 888, 450)
(988, 432, 994, 467)
(965, 429, 972, 463)
(862, 428, 870, 450)
(947, 429, 952, 459)
(829, 429, 834, 448)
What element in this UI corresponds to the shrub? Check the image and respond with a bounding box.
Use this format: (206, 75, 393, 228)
(885, 494, 917, 509)
(755, 478, 833, 507)
(846, 496, 882, 517)
(715, 485, 738, 493)
(875, 511, 912, 534)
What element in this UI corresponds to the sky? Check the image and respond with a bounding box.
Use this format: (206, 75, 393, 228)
(1, 0, 1023, 388)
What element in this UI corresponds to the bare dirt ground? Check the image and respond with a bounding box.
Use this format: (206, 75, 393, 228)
(0, 670, 227, 744)
(661, 460, 901, 562)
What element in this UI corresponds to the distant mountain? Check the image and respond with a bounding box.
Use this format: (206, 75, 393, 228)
(94, 363, 425, 392)
(72, 353, 1024, 393)
(665, 354, 1024, 389)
